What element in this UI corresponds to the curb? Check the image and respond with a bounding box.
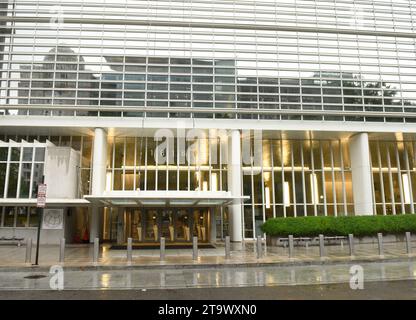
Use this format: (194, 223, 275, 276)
(0, 255, 415, 273)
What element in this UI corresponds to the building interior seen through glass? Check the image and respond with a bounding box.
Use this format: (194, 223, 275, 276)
(1, 134, 416, 239)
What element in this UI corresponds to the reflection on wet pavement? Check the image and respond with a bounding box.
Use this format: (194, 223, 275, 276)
(0, 260, 415, 291)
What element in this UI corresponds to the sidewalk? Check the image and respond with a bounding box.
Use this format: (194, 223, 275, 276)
(0, 240, 415, 271)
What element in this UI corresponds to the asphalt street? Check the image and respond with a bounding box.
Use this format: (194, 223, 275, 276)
(0, 279, 415, 300)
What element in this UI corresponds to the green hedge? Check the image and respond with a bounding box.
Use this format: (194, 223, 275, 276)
(260, 214, 416, 237)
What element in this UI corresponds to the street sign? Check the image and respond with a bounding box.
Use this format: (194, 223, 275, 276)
(36, 183, 47, 208)
(34, 179, 46, 266)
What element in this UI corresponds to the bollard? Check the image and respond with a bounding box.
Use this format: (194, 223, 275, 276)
(59, 238, 65, 263)
(127, 237, 132, 263)
(348, 234, 354, 257)
(256, 236, 262, 259)
(25, 238, 32, 263)
(405, 232, 412, 255)
(225, 236, 230, 259)
(319, 234, 325, 258)
(93, 237, 99, 263)
(288, 235, 294, 258)
(160, 237, 165, 261)
(192, 236, 198, 260)
(377, 233, 383, 257)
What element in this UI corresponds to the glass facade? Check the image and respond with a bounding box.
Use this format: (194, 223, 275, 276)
(0, 0, 415, 121)
(242, 137, 354, 238)
(370, 140, 416, 215)
(0, 142, 45, 199)
(107, 136, 227, 192)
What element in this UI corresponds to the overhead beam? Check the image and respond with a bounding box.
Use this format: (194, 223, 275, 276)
(1, 17, 415, 38)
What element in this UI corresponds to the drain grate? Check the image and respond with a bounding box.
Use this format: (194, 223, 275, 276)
(24, 275, 47, 280)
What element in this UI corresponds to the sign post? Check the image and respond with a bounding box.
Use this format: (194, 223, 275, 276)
(33, 182, 46, 266)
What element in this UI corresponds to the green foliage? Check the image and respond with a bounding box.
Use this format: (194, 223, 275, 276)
(260, 214, 416, 237)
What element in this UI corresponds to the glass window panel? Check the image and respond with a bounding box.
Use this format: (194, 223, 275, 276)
(10, 147, 20, 161)
(244, 206, 253, 238)
(3, 207, 15, 227)
(29, 207, 39, 227)
(34, 147, 45, 162)
(0, 163, 6, 197)
(7, 163, 19, 198)
(0, 147, 8, 161)
(16, 207, 28, 227)
(19, 163, 31, 198)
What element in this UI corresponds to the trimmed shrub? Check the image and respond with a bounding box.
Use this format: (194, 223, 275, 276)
(260, 214, 416, 237)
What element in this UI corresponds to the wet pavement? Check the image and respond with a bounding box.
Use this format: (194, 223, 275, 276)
(0, 240, 415, 270)
(0, 260, 415, 291)
(1, 279, 415, 300)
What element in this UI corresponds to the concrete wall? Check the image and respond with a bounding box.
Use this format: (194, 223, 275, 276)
(44, 146, 80, 199)
(0, 146, 82, 244)
(0, 208, 69, 244)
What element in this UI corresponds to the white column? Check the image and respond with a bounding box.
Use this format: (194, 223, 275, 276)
(227, 129, 243, 242)
(90, 128, 108, 242)
(349, 133, 374, 215)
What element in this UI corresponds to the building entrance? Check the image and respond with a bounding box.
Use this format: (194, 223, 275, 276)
(123, 207, 210, 244)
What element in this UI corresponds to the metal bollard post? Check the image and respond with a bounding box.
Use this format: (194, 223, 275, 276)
(377, 233, 383, 257)
(319, 234, 325, 258)
(348, 234, 354, 257)
(160, 237, 165, 261)
(256, 236, 262, 259)
(288, 235, 294, 258)
(225, 236, 230, 259)
(405, 232, 412, 255)
(25, 238, 32, 263)
(59, 238, 65, 263)
(192, 236, 198, 261)
(93, 238, 99, 263)
(127, 237, 132, 263)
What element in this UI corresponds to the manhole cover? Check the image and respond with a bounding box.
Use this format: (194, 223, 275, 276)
(24, 275, 47, 280)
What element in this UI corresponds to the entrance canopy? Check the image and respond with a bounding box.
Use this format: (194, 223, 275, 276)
(84, 191, 249, 207)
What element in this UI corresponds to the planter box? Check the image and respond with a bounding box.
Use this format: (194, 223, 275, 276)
(266, 233, 416, 247)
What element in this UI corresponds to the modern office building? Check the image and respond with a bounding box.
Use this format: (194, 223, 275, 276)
(0, 0, 415, 245)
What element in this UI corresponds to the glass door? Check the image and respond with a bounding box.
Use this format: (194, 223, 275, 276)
(144, 209, 159, 242)
(193, 209, 209, 242)
(161, 208, 174, 242)
(130, 209, 143, 242)
(176, 209, 191, 242)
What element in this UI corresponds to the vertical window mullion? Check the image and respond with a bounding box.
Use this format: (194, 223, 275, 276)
(329, 141, 337, 217)
(122, 138, 126, 191)
(404, 143, 414, 214)
(144, 137, 148, 191)
(270, 140, 276, 218)
(280, 139, 286, 218)
(16, 146, 23, 198)
(133, 137, 137, 191)
(395, 143, 405, 214)
(260, 140, 265, 230)
(300, 140, 307, 216)
(377, 141, 386, 215)
(155, 137, 158, 191)
(320, 141, 327, 216)
(310, 140, 317, 216)
(339, 140, 348, 215)
(290, 141, 297, 217)
(4, 146, 11, 198)
(28, 146, 35, 198)
(386, 146, 396, 215)
(111, 138, 115, 191)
